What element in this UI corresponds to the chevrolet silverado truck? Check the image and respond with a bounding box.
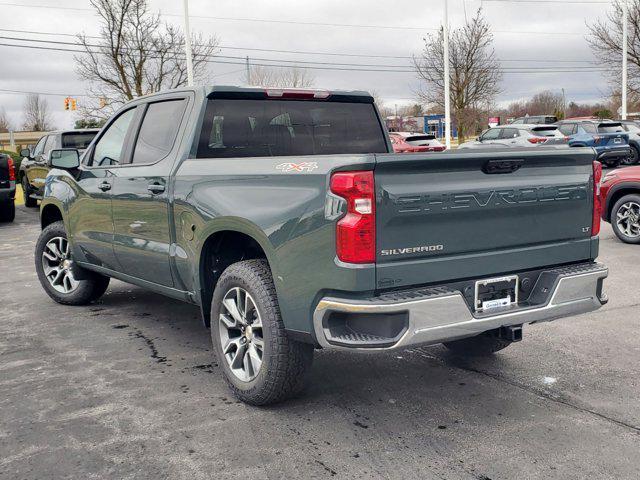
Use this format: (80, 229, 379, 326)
(35, 86, 609, 405)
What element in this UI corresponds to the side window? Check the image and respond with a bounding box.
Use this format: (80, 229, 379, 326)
(482, 128, 501, 140)
(91, 108, 136, 167)
(511, 118, 524, 124)
(581, 123, 597, 134)
(558, 124, 575, 136)
(43, 135, 57, 155)
(32, 136, 47, 157)
(131, 99, 186, 165)
(500, 128, 518, 139)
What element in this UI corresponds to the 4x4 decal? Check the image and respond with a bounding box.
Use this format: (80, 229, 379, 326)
(276, 162, 318, 173)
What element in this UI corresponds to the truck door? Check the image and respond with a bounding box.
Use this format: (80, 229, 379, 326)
(110, 97, 189, 287)
(71, 107, 137, 270)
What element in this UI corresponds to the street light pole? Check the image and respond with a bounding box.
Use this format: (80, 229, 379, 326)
(622, 0, 628, 120)
(182, 0, 195, 87)
(443, 0, 452, 149)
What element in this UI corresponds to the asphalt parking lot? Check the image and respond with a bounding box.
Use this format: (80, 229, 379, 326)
(1, 205, 639, 480)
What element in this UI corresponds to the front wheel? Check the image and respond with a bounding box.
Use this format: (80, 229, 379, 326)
(210, 259, 314, 405)
(443, 333, 513, 356)
(35, 221, 110, 304)
(22, 177, 37, 208)
(611, 194, 640, 244)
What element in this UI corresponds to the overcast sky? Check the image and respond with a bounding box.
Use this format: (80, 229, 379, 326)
(0, 0, 615, 130)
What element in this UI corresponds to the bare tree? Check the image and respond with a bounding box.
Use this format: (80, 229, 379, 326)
(0, 108, 11, 133)
(505, 90, 565, 118)
(75, 0, 219, 117)
(23, 94, 54, 131)
(247, 65, 315, 88)
(588, 0, 640, 107)
(414, 8, 502, 140)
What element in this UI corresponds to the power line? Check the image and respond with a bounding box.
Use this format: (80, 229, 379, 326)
(0, 28, 599, 63)
(0, 35, 608, 73)
(0, 2, 598, 36)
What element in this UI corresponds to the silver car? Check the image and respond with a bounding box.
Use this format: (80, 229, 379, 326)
(458, 125, 569, 149)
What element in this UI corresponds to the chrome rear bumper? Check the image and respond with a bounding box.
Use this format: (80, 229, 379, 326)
(313, 263, 608, 351)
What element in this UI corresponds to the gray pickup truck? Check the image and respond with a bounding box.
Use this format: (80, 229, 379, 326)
(36, 86, 609, 405)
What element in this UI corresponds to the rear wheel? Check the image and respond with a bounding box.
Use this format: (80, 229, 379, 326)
(0, 200, 15, 222)
(611, 194, 640, 244)
(443, 333, 513, 356)
(35, 221, 110, 304)
(623, 146, 640, 165)
(210, 259, 314, 405)
(22, 177, 37, 208)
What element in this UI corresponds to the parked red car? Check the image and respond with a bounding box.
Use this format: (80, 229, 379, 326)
(389, 132, 446, 153)
(600, 165, 640, 243)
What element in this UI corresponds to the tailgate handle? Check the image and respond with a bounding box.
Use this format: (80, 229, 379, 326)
(483, 159, 524, 174)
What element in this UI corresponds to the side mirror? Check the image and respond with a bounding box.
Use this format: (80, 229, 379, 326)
(20, 148, 31, 158)
(476, 137, 481, 142)
(49, 149, 80, 169)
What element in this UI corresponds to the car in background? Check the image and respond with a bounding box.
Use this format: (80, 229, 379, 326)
(391, 132, 446, 152)
(616, 120, 640, 165)
(600, 165, 640, 243)
(0, 152, 16, 222)
(510, 115, 558, 125)
(19, 129, 99, 207)
(389, 132, 445, 153)
(557, 120, 629, 168)
(457, 125, 568, 149)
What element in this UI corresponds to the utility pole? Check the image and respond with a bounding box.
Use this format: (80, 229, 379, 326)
(246, 56, 251, 85)
(561, 88, 566, 119)
(443, 0, 452, 149)
(622, 0, 628, 120)
(182, 0, 194, 87)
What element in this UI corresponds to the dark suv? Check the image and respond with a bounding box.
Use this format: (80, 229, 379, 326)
(19, 129, 99, 207)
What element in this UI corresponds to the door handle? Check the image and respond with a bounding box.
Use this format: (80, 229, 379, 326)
(98, 181, 111, 191)
(147, 182, 165, 194)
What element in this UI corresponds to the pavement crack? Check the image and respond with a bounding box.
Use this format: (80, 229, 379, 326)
(129, 328, 168, 364)
(443, 358, 640, 434)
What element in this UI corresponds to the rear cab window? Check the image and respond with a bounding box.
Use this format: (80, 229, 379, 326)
(62, 132, 98, 149)
(196, 96, 387, 158)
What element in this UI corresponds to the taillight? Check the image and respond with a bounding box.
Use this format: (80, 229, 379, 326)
(527, 137, 547, 144)
(7, 158, 15, 181)
(593, 135, 602, 145)
(330, 170, 375, 264)
(592, 161, 602, 236)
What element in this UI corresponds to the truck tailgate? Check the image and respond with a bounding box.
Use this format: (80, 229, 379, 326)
(374, 148, 597, 289)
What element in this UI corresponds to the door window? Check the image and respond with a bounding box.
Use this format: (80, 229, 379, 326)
(131, 100, 186, 165)
(500, 128, 519, 139)
(558, 124, 576, 136)
(43, 135, 57, 155)
(91, 108, 136, 167)
(32, 136, 46, 157)
(481, 128, 501, 141)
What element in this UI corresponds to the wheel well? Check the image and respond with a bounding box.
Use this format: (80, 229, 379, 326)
(199, 231, 268, 327)
(41, 204, 63, 229)
(606, 187, 640, 221)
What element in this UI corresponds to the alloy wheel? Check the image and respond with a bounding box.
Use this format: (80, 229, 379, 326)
(624, 148, 639, 165)
(616, 201, 640, 239)
(41, 236, 79, 294)
(218, 287, 264, 382)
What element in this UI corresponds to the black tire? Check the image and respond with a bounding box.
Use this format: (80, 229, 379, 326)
(0, 200, 15, 222)
(610, 193, 640, 244)
(210, 259, 314, 406)
(443, 332, 513, 356)
(22, 176, 37, 208)
(623, 145, 640, 166)
(35, 221, 110, 305)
